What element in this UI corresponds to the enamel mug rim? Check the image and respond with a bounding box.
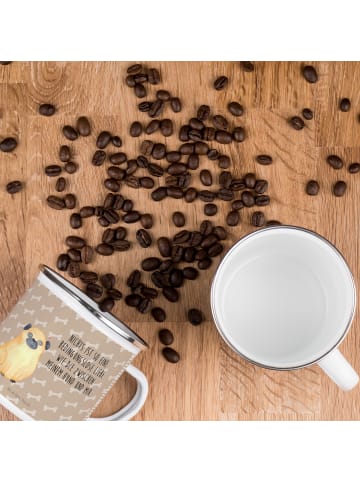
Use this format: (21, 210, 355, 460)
(210, 225, 357, 371)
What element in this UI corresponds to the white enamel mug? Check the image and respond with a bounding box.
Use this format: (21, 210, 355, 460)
(211, 226, 359, 391)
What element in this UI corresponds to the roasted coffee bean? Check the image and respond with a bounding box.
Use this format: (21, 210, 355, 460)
(172, 211, 185, 228)
(198, 257, 212, 270)
(104, 178, 120, 192)
(232, 127, 246, 142)
(160, 119, 173, 137)
(173, 230, 191, 245)
(212, 115, 228, 130)
(64, 161, 77, 174)
(200, 220, 213, 236)
(305, 180, 320, 196)
(125, 175, 140, 189)
(38, 103, 56, 116)
(254, 179, 268, 194)
(188, 308, 203, 326)
(189, 118, 204, 131)
(111, 239, 131, 251)
(98, 216, 110, 227)
(139, 101, 152, 112)
(184, 187, 197, 203)
(137, 155, 149, 169)
(46, 195, 65, 210)
(201, 234, 218, 250)
(133, 73, 147, 83)
(0, 136, 17, 153)
(195, 249, 207, 261)
(196, 104, 210, 121)
(126, 271, 140, 290)
(92, 150, 106, 166)
(142, 257, 161, 271)
(326, 154, 343, 170)
(126, 160, 138, 176)
(162, 347, 180, 363)
(149, 99, 164, 118)
(148, 68, 161, 84)
(240, 61, 254, 72)
(111, 135, 122, 147)
(186, 153, 199, 170)
(138, 177, 153, 190)
(123, 210, 141, 223)
(100, 273, 115, 290)
(62, 125, 78, 141)
(255, 195, 270, 206)
(66, 236, 85, 249)
(179, 143, 195, 155)
(170, 97, 182, 113)
(82, 245, 93, 264)
(189, 129, 203, 141)
(183, 267, 199, 280)
(215, 130, 232, 144)
(64, 193, 76, 209)
(54, 177, 66, 192)
(228, 101, 244, 116)
(122, 199, 133, 212)
(146, 164, 163, 180)
(159, 260, 174, 273)
(106, 288, 122, 300)
(99, 297, 115, 313)
(166, 151, 181, 163)
(111, 228, 125, 242)
(95, 206, 104, 216)
(137, 213, 153, 230)
(126, 75, 136, 87)
(162, 286, 179, 303)
(151, 271, 168, 288)
(85, 283, 103, 299)
(266, 220, 281, 226)
(59, 145, 71, 162)
(178, 126, 190, 143)
(333, 180, 347, 197)
(68, 261, 80, 278)
(134, 83, 147, 98)
(151, 187, 167, 201)
(194, 141, 209, 155)
(349, 163, 360, 173)
(302, 65, 318, 83)
(218, 155, 231, 169)
(217, 188, 234, 201)
(127, 63, 142, 75)
(76, 116, 91, 136)
(45, 164, 62, 177)
(157, 237, 172, 258)
(151, 307, 166, 322)
(6, 180, 23, 194)
(183, 247, 196, 262)
(214, 76, 228, 90)
(109, 152, 127, 166)
(96, 131, 111, 149)
(218, 171, 232, 188)
(226, 210, 240, 226)
(251, 211, 266, 227)
(167, 163, 187, 176)
(110, 195, 123, 211)
(67, 248, 82, 262)
(70, 213, 82, 229)
(102, 228, 115, 244)
(208, 149, 219, 160)
(159, 329, 174, 345)
(203, 127, 215, 142)
(129, 121, 142, 137)
(199, 169, 212, 187)
(213, 226, 227, 240)
(199, 190, 216, 202)
(169, 244, 182, 263)
(230, 179, 246, 191)
(80, 271, 98, 283)
(79, 206, 95, 218)
(155, 89, 170, 101)
(289, 116, 305, 130)
(57, 253, 70, 271)
(204, 203, 217, 216)
(241, 190, 255, 207)
(152, 143, 166, 160)
(169, 269, 184, 288)
(139, 141, 153, 157)
(188, 231, 203, 248)
(140, 286, 158, 299)
(137, 297, 152, 314)
(244, 173, 257, 189)
(302, 108, 313, 120)
(136, 229, 152, 248)
(144, 121, 160, 137)
(96, 243, 114, 256)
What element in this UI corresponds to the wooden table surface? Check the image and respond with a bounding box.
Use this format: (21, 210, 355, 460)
(1, 61, 360, 420)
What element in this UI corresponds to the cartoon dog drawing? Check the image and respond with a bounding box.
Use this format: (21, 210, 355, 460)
(0, 324, 50, 383)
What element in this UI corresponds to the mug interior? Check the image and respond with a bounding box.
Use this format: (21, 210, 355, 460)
(211, 226, 355, 369)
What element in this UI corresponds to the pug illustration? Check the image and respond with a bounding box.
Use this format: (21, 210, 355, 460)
(0, 324, 50, 383)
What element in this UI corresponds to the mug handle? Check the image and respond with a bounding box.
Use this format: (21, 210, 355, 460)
(317, 348, 359, 391)
(88, 365, 148, 421)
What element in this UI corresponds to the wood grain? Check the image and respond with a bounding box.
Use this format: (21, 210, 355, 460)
(1, 62, 360, 420)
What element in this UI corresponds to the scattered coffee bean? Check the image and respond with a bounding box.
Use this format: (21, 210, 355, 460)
(137, 297, 152, 314)
(215, 130, 232, 144)
(228, 101, 244, 116)
(96, 243, 114, 256)
(170, 97, 182, 113)
(169, 269, 184, 288)
(127, 270, 141, 289)
(62, 125, 78, 141)
(200, 169, 213, 186)
(59, 145, 71, 162)
(80, 271, 98, 283)
(151, 143, 166, 161)
(141, 287, 158, 299)
(251, 211, 266, 227)
(102, 228, 115, 244)
(125, 294, 142, 307)
(80, 206, 95, 218)
(57, 253, 70, 271)
(233, 126, 246, 142)
(67, 248, 81, 262)
(100, 273, 115, 290)
(198, 258, 212, 270)
(327, 154, 343, 169)
(129, 121, 143, 137)
(218, 155, 231, 169)
(142, 257, 161, 271)
(302, 65, 318, 83)
(149, 99, 164, 118)
(302, 108, 313, 120)
(64, 193, 76, 209)
(108, 152, 127, 166)
(254, 180, 268, 194)
(76, 116, 91, 136)
(349, 163, 360, 173)
(200, 220, 213, 236)
(151, 187, 167, 201)
(183, 267, 199, 280)
(213, 226, 227, 240)
(241, 191, 255, 207)
(148, 68, 161, 84)
(172, 212, 185, 228)
(99, 297, 115, 313)
(339, 98, 351, 112)
(86, 283, 103, 299)
(184, 187, 197, 203)
(127, 64, 142, 75)
(160, 119, 173, 137)
(150, 307, 166, 323)
(39, 104, 56, 116)
(204, 203, 217, 216)
(266, 220, 281, 227)
(157, 237, 172, 258)
(256, 154, 272, 166)
(139, 213, 153, 229)
(212, 115, 228, 130)
(289, 116, 305, 130)
(162, 286, 179, 303)
(0, 137, 17, 152)
(188, 308, 203, 326)
(122, 199, 134, 212)
(159, 329, 174, 345)
(92, 150, 106, 166)
(123, 210, 140, 223)
(55, 177, 66, 192)
(112, 240, 131, 251)
(64, 161, 77, 174)
(214, 76, 228, 90)
(217, 189, 234, 201)
(65, 235, 85, 249)
(98, 216, 110, 227)
(333, 180, 347, 197)
(126, 75, 136, 87)
(244, 172, 257, 189)
(240, 61, 254, 72)
(199, 190, 216, 202)
(45, 165, 62, 177)
(47, 195, 66, 210)
(104, 178, 120, 192)
(305, 180, 320, 196)
(68, 261, 80, 278)
(70, 213, 82, 229)
(112, 136, 122, 147)
(96, 131, 112, 149)
(226, 210, 240, 226)
(82, 245, 93, 264)
(162, 347, 180, 363)
(134, 83, 147, 98)
(255, 195, 270, 206)
(6, 180, 23, 194)
(136, 229, 152, 248)
(108, 288, 123, 300)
